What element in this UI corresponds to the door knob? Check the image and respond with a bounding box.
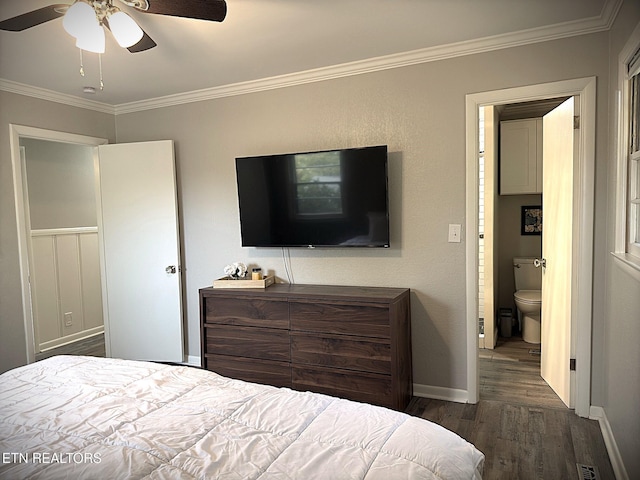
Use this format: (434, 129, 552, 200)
(165, 265, 177, 274)
(534, 258, 546, 268)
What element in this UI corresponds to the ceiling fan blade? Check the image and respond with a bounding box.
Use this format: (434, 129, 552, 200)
(103, 17, 157, 53)
(0, 4, 69, 32)
(141, 0, 226, 22)
(127, 30, 157, 53)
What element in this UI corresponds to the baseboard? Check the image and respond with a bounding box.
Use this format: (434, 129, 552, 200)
(39, 326, 105, 352)
(184, 355, 201, 367)
(413, 383, 469, 404)
(589, 406, 629, 480)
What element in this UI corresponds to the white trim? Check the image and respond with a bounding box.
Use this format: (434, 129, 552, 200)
(0, 79, 115, 114)
(0, 0, 621, 114)
(465, 98, 481, 405)
(31, 227, 98, 237)
(10, 125, 108, 365)
(465, 78, 596, 419)
(113, 11, 614, 115)
(413, 383, 469, 404)
(614, 88, 628, 254)
(185, 355, 201, 367)
(611, 252, 640, 279)
(589, 406, 629, 480)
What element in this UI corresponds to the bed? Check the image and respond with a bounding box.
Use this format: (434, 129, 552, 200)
(0, 356, 484, 479)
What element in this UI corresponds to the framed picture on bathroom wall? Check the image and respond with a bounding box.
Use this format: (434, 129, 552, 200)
(521, 205, 542, 235)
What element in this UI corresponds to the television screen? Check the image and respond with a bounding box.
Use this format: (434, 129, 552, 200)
(235, 145, 390, 248)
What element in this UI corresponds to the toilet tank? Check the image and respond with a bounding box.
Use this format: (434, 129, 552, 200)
(513, 257, 542, 290)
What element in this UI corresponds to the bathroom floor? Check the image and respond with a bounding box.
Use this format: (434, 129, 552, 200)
(479, 335, 566, 409)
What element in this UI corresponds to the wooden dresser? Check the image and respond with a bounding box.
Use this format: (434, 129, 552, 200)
(199, 283, 412, 410)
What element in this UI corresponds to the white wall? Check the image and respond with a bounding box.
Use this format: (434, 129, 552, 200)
(30, 230, 103, 350)
(114, 32, 611, 393)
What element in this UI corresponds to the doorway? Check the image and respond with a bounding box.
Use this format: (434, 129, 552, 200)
(10, 125, 108, 364)
(11, 127, 184, 365)
(465, 77, 596, 418)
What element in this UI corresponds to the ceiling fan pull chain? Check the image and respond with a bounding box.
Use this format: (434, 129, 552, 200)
(99, 53, 104, 90)
(79, 49, 85, 77)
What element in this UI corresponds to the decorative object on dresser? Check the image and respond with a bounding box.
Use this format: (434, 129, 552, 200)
(213, 275, 275, 289)
(214, 262, 274, 288)
(223, 261, 248, 279)
(200, 283, 412, 411)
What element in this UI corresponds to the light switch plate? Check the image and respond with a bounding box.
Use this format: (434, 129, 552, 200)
(448, 224, 462, 243)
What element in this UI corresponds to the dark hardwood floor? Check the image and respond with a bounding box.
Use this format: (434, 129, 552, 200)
(479, 335, 567, 409)
(406, 336, 614, 480)
(35, 334, 106, 361)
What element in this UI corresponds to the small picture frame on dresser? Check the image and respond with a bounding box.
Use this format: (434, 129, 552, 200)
(521, 205, 542, 235)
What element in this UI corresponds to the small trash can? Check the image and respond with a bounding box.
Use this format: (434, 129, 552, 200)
(499, 307, 513, 338)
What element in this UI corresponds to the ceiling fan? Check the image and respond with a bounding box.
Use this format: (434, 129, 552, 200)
(0, 0, 227, 53)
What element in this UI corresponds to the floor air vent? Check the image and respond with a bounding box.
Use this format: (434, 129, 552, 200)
(577, 463, 600, 480)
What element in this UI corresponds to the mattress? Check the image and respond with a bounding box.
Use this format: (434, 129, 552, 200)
(0, 356, 484, 479)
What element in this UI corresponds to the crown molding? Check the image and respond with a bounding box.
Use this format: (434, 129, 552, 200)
(0, 78, 115, 114)
(1, 0, 622, 116)
(114, 0, 622, 114)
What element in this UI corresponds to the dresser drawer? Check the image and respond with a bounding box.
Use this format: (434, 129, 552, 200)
(204, 324, 290, 362)
(290, 302, 390, 338)
(205, 354, 291, 388)
(202, 296, 289, 329)
(291, 333, 391, 375)
(292, 365, 392, 408)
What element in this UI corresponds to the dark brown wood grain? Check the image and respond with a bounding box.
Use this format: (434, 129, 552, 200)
(199, 284, 412, 410)
(203, 296, 289, 329)
(204, 354, 291, 388)
(292, 365, 393, 407)
(291, 332, 391, 374)
(290, 302, 390, 338)
(204, 325, 290, 362)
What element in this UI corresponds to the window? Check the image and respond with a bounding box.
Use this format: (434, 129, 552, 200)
(293, 152, 343, 216)
(627, 46, 640, 258)
(616, 23, 640, 266)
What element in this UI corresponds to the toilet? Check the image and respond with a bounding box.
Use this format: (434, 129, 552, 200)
(513, 257, 542, 344)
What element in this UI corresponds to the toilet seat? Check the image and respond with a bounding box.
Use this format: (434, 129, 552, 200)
(514, 289, 541, 304)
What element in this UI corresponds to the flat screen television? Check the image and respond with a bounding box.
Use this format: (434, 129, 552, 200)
(235, 145, 390, 248)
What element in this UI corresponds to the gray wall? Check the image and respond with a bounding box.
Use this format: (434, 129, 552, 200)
(0, 91, 115, 373)
(2, 8, 639, 475)
(114, 32, 610, 393)
(605, 1, 640, 477)
(21, 138, 97, 230)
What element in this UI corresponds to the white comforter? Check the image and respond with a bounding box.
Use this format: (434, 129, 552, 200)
(0, 356, 484, 479)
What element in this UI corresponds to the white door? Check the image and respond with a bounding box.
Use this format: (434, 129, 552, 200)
(96, 140, 183, 362)
(540, 97, 576, 407)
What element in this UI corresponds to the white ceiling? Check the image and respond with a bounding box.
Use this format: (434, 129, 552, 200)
(0, 0, 617, 107)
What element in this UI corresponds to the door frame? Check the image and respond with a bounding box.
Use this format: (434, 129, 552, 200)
(465, 77, 596, 417)
(9, 124, 108, 364)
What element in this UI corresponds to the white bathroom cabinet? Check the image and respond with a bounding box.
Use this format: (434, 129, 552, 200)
(500, 118, 542, 195)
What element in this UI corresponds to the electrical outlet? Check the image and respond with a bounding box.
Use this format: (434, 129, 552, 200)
(448, 224, 462, 243)
(64, 312, 73, 327)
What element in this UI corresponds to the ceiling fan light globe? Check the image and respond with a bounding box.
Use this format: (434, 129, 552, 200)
(63, 1, 97, 39)
(75, 23, 106, 54)
(109, 11, 144, 48)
